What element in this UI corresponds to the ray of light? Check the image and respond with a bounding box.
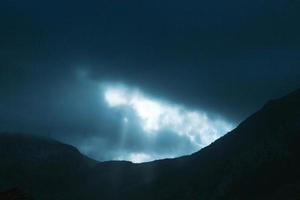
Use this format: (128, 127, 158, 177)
(103, 84, 234, 162)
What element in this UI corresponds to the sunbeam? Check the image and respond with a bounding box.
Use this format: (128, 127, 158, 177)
(103, 84, 234, 162)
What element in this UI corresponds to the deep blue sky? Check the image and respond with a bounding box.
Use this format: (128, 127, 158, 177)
(0, 0, 299, 162)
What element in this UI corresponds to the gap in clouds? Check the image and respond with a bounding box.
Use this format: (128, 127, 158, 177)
(102, 83, 234, 163)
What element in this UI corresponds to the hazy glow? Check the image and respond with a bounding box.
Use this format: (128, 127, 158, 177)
(127, 153, 152, 163)
(115, 152, 173, 163)
(104, 85, 234, 162)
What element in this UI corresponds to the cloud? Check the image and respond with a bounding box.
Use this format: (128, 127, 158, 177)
(1, 0, 299, 163)
(100, 83, 234, 162)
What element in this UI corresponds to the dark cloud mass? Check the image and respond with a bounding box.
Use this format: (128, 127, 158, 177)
(0, 0, 299, 161)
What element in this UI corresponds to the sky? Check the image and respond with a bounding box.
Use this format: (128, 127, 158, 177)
(0, 0, 299, 162)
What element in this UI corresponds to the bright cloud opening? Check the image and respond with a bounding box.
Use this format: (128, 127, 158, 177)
(103, 84, 234, 163)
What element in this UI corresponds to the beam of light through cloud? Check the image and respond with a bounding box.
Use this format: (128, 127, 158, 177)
(114, 152, 175, 163)
(103, 84, 234, 163)
(120, 153, 153, 163)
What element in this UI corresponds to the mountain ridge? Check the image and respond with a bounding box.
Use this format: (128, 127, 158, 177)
(0, 88, 299, 199)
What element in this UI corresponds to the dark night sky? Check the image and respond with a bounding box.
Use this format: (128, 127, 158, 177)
(0, 0, 299, 162)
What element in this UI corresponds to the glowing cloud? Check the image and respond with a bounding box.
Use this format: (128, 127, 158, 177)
(103, 84, 234, 162)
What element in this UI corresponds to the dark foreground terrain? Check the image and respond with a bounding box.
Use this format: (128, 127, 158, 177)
(0, 188, 35, 200)
(0, 89, 299, 200)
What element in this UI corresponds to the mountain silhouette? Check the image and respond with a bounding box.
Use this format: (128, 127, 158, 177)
(0, 133, 96, 200)
(0, 89, 299, 200)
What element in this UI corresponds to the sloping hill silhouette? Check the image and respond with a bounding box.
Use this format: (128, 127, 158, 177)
(0, 89, 299, 200)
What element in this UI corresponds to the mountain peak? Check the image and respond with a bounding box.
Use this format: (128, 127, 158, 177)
(0, 89, 299, 200)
